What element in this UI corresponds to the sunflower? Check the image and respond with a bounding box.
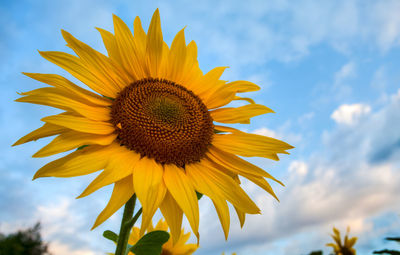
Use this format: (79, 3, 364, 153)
(14, 9, 293, 241)
(326, 227, 357, 255)
(127, 219, 197, 255)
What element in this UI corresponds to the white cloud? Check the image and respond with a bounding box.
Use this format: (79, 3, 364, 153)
(252, 124, 302, 146)
(288, 160, 308, 177)
(49, 241, 96, 255)
(331, 103, 371, 125)
(34, 196, 111, 255)
(253, 127, 279, 138)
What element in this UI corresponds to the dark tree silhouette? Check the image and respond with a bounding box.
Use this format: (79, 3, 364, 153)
(0, 223, 51, 255)
(309, 251, 323, 255)
(373, 236, 400, 255)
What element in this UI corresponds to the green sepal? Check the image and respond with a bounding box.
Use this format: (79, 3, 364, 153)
(129, 230, 170, 255)
(214, 129, 225, 134)
(103, 95, 115, 101)
(196, 191, 203, 200)
(77, 145, 89, 150)
(103, 230, 118, 243)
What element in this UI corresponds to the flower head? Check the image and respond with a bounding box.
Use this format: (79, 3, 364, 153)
(14, 9, 293, 241)
(326, 227, 357, 255)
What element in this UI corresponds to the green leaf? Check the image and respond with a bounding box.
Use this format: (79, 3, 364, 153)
(129, 230, 170, 255)
(103, 230, 118, 243)
(196, 191, 203, 200)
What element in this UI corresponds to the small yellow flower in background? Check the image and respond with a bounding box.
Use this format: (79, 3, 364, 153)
(128, 219, 197, 255)
(326, 227, 357, 255)
(14, 8, 293, 241)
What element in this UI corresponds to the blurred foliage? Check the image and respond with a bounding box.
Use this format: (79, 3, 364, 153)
(0, 222, 50, 255)
(386, 237, 400, 242)
(309, 251, 323, 255)
(373, 236, 400, 255)
(373, 250, 400, 255)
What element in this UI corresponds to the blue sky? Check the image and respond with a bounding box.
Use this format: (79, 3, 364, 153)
(1, 0, 400, 254)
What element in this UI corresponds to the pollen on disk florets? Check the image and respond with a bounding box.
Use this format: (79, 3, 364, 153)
(111, 78, 214, 167)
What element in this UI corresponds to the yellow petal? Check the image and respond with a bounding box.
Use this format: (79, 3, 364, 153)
(33, 145, 110, 179)
(234, 206, 246, 228)
(207, 146, 283, 184)
(203, 86, 235, 109)
(202, 156, 279, 200)
(212, 129, 293, 160)
(128, 227, 141, 245)
(22, 73, 112, 106)
(186, 162, 260, 214)
(146, 9, 164, 77)
(227, 80, 260, 93)
(160, 191, 183, 244)
(212, 197, 230, 240)
(240, 173, 279, 201)
(233, 96, 255, 104)
(133, 156, 166, 234)
(133, 16, 147, 58)
(170, 242, 197, 255)
(92, 175, 134, 229)
(186, 40, 197, 60)
(33, 131, 117, 158)
(165, 28, 187, 82)
(13, 123, 67, 146)
(163, 164, 199, 237)
(210, 104, 274, 124)
(42, 113, 115, 135)
(179, 41, 203, 88)
(201, 156, 239, 181)
(62, 30, 130, 91)
(193, 66, 227, 98)
(78, 148, 140, 198)
(113, 14, 144, 79)
(348, 237, 357, 247)
(17, 87, 111, 121)
(39, 51, 117, 97)
(204, 80, 261, 109)
(96, 27, 123, 64)
(154, 219, 168, 232)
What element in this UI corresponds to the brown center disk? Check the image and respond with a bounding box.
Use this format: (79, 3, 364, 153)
(111, 78, 214, 167)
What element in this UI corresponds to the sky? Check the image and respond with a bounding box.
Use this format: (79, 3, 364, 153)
(1, 0, 400, 254)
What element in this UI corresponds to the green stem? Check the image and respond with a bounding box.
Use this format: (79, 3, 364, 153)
(115, 195, 136, 255)
(126, 208, 143, 230)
